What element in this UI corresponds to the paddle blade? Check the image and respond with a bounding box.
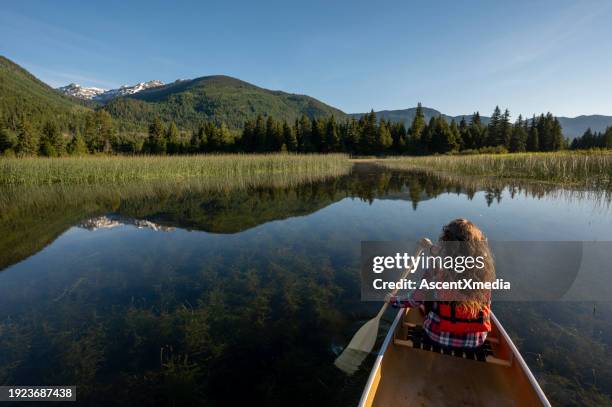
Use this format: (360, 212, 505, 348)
(334, 316, 381, 375)
(345, 316, 381, 353)
(334, 347, 369, 375)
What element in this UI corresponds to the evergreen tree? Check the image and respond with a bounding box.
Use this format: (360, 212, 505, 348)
(39, 121, 63, 157)
(265, 116, 277, 151)
(487, 106, 502, 146)
(325, 115, 340, 152)
(311, 118, 325, 152)
(537, 114, 552, 151)
(16, 118, 38, 156)
(499, 109, 512, 148)
(390, 122, 407, 153)
(83, 112, 97, 152)
(430, 116, 457, 153)
(458, 117, 468, 150)
(570, 127, 609, 150)
(0, 118, 15, 154)
(551, 116, 564, 151)
(253, 115, 266, 152)
(191, 125, 207, 153)
(204, 122, 220, 151)
(297, 115, 312, 152)
(469, 112, 485, 149)
(344, 118, 360, 154)
(449, 119, 460, 152)
(240, 120, 254, 152)
(98, 110, 116, 153)
(376, 119, 393, 152)
(165, 122, 180, 154)
(269, 119, 284, 151)
(360, 110, 378, 154)
(84, 110, 116, 153)
(604, 127, 612, 149)
(570, 137, 579, 150)
(509, 115, 527, 152)
(528, 113, 563, 152)
(408, 103, 426, 151)
(218, 122, 233, 150)
(527, 116, 539, 151)
(145, 117, 166, 154)
(283, 121, 297, 151)
(584, 128, 597, 148)
(420, 117, 435, 154)
(68, 133, 88, 155)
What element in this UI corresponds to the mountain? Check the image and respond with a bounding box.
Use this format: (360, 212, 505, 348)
(349, 108, 490, 127)
(103, 75, 346, 129)
(556, 115, 612, 139)
(57, 83, 106, 100)
(0, 56, 89, 128)
(2, 56, 345, 131)
(57, 80, 164, 101)
(351, 108, 612, 139)
(95, 80, 164, 101)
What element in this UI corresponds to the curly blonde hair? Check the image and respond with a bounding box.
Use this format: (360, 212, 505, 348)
(439, 218, 495, 316)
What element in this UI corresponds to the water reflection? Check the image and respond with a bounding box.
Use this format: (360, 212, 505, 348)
(79, 216, 176, 232)
(2, 164, 610, 272)
(0, 163, 611, 406)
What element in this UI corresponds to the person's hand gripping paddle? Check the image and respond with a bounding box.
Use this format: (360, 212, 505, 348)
(334, 238, 433, 375)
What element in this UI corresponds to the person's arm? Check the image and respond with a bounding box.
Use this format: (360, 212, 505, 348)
(387, 239, 435, 309)
(387, 267, 433, 308)
(388, 295, 422, 308)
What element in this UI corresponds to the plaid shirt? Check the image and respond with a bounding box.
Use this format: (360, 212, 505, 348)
(390, 297, 489, 349)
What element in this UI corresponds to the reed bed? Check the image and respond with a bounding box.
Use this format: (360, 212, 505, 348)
(0, 154, 351, 186)
(376, 151, 612, 189)
(0, 156, 350, 271)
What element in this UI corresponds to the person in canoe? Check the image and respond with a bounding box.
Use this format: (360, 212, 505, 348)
(387, 218, 495, 349)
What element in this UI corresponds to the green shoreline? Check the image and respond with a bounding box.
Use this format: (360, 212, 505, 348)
(0, 153, 350, 186)
(373, 151, 612, 189)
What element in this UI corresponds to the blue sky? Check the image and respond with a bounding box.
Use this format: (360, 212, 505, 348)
(1, 0, 612, 117)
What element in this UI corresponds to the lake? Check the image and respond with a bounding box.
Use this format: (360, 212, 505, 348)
(0, 163, 610, 406)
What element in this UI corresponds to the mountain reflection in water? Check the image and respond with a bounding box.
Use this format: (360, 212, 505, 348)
(0, 163, 611, 406)
(79, 216, 176, 232)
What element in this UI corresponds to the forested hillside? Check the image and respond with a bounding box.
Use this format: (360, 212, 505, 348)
(1, 56, 610, 157)
(0, 56, 89, 130)
(103, 75, 346, 130)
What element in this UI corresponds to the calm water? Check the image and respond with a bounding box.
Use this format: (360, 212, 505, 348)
(1, 164, 611, 406)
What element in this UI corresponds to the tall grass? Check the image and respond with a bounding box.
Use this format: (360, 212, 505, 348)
(0, 154, 351, 186)
(376, 151, 612, 189)
(0, 155, 350, 270)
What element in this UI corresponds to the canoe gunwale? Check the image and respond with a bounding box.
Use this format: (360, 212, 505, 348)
(357, 308, 552, 407)
(490, 312, 551, 407)
(357, 307, 403, 407)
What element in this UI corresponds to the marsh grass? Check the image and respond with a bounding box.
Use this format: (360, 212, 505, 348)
(0, 154, 351, 186)
(376, 151, 612, 189)
(0, 154, 350, 270)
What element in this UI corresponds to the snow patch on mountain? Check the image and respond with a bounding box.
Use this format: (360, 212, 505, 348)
(96, 80, 164, 101)
(57, 83, 106, 100)
(57, 80, 164, 101)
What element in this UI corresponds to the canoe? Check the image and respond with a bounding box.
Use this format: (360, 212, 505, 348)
(358, 307, 551, 407)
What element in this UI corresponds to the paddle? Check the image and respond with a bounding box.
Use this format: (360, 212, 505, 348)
(334, 238, 433, 375)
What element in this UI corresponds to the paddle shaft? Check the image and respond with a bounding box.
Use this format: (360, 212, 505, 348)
(374, 246, 426, 320)
(333, 240, 432, 373)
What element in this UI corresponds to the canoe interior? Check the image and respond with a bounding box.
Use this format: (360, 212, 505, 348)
(363, 307, 548, 407)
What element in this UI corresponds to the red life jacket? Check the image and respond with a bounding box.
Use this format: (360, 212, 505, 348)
(431, 302, 491, 334)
